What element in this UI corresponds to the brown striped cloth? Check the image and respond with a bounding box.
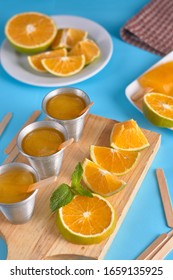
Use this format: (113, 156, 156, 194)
(120, 0, 173, 56)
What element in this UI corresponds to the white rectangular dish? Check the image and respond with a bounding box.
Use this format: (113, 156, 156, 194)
(125, 51, 173, 112)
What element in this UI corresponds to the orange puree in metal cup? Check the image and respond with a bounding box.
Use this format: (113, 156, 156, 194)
(46, 92, 86, 120)
(22, 127, 65, 157)
(0, 167, 36, 203)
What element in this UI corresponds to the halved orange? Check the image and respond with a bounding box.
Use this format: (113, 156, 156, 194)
(28, 48, 67, 72)
(5, 12, 57, 54)
(143, 92, 173, 127)
(82, 159, 126, 197)
(57, 194, 116, 244)
(110, 119, 150, 151)
(51, 28, 88, 49)
(90, 145, 140, 175)
(41, 55, 85, 77)
(69, 39, 100, 64)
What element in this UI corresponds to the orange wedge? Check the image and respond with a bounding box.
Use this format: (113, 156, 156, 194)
(82, 159, 126, 197)
(51, 28, 88, 49)
(5, 12, 57, 54)
(69, 39, 100, 64)
(28, 48, 67, 72)
(57, 194, 116, 244)
(110, 120, 150, 151)
(41, 55, 85, 77)
(90, 145, 140, 175)
(143, 92, 173, 127)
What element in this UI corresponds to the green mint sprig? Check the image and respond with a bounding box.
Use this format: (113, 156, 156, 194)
(50, 162, 93, 212)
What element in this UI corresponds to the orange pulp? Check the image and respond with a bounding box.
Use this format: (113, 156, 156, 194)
(138, 61, 173, 96)
(0, 167, 36, 203)
(22, 127, 65, 157)
(46, 92, 86, 120)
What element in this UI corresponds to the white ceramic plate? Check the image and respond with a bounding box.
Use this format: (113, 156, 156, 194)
(125, 51, 173, 112)
(0, 15, 113, 87)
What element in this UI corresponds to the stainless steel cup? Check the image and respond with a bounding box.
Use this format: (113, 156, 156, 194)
(42, 87, 91, 142)
(0, 162, 39, 224)
(17, 120, 68, 179)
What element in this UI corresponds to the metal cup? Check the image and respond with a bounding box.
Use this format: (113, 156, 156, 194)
(0, 162, 39, 224)
(42, 87, 91, 142)
(17, 120, 68, 179)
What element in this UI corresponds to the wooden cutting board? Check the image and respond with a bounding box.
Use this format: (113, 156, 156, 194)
(0, 114, 161, 260)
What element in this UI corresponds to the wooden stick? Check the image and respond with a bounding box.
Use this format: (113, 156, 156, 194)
(0, 112, 12, 136)
(136, 233, 168, 260)
(78, 102, 94, 116)
(131, 87, 153, 102)
(156, 169, 173, 228)
(4, 110, 41, 155)
(25, 176, 58, 193)
(3, 146, 19, 164)
(151, 230, 173, 260)
(58, 138, 74, 150)
(137, 229, 173, 260)
(14, 153, 28, 163)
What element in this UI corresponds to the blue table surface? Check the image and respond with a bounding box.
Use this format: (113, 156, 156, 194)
(0, 0, 173, 260)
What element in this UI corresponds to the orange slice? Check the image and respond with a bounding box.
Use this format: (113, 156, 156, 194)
(90, 145, 140, 175)
(143, 92, 173, 127)
(82, 159, 126, 197)
(51, 28, 88, 49)
(28, 48, 67, 72)
(57, 194, 116, 244)
(41, 55, 85, 77)
(69, 39, 100, 64)
(5, 12, 57, 54)
(110, 119, 150, 151)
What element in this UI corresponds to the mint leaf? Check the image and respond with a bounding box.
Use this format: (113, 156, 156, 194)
(49, 162, 93, 213)
(71, 162, 83, 188)
(73, 183, 93, 197)
(71, 162, 93, 197)
(50, 184, 74, 212)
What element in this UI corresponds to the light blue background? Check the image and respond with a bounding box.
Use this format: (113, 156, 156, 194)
(0, 0, 173, 260)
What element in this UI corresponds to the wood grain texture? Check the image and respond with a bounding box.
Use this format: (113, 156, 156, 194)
(0, 114, 161, 260)
(151, 233, 173, 260)
(136, 233, 168, 260)
(156, 169, 173, 228)
(3, 146, 19, 164)
(137, 229, 173, 260)
(0, 112, 12, 136)
(4, 110, 41, 155)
